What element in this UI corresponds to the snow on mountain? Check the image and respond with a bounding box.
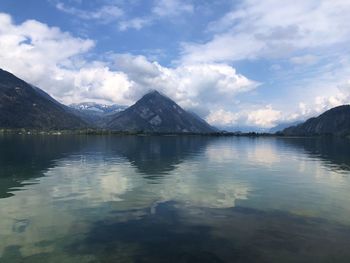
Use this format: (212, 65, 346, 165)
(70, 102, 127, 114)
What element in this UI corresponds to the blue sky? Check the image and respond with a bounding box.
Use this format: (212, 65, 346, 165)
(0, 0, 350, 130)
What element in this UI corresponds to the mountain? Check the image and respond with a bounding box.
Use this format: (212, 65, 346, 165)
(69, 102, 127, 126)
(0, 69, 87, 129)
(70, 102, 126, 114)
(106, 90, 217, 133)
(282, 105, 350, 136)
(269, 120, 302, 133)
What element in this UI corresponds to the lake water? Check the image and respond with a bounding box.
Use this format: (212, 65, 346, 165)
(1, 135, 350, 262)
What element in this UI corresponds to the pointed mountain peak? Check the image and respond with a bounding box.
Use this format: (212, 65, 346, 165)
(139, 90, 172, 104)
(107, 89, 217, 133)
(142, 89, 163, 98)
(148, 89, 161, 95)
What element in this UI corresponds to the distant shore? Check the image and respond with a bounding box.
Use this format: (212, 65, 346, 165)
(0, 128, 272, 136)
(1, 128, 349, 138)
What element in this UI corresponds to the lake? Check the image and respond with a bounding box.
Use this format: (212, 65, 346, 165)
(1, 135, 350, 262)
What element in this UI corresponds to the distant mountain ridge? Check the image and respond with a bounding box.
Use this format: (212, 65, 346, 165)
(69, 102, 127, 127)
(70, 102, 126, 114)
(0, 69, 87, 130)
(283, 105, 350, 136)
(106, 91, 217, 133)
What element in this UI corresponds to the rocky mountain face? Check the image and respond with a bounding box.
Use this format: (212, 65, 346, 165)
(0, 69, 87, 129)
(283, 105, 350, 136)
(106, 91, 217, 133)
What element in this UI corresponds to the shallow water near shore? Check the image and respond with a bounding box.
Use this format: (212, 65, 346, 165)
(1, 135, 350, 262)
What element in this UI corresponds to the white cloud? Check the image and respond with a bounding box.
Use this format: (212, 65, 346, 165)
(54, 0, 194, 31)
(206, 105, 282, 129)
(248, 79, 350, 127)
(118, 0, 194, 31)
(112, 54, 259, 112)
(246, 106, 282, 128)
(0, 13, 133, 105)
(2, 8, 349, 129)
(12, 4, 350, 129)
(181, 0, 350, 63)
(70, 67, 133, 105)
(0, 13, 258, 116)
(206, 109, 239, 126)
(55, 2, 123, 23)
(175, 0, 350, 130)
(294, 81, 350, 119)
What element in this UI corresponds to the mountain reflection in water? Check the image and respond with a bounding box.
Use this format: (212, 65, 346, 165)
(0, 136, 350, 262)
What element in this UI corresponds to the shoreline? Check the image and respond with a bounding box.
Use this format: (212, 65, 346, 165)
(0, 128, 348, 138)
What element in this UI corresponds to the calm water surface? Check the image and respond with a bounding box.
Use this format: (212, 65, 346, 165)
(1, 135, 350, 262)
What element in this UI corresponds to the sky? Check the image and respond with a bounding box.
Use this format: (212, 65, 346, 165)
(0, 0, 350, 130)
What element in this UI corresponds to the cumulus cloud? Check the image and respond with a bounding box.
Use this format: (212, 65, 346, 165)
(112, 54, 259, 113)
(245, 80, 350, 129)
(206, 109, 239, 126)
(10, 2, 350, 130)
(206, 106, 282, 129)
(246, 106, 282, 128)
(69, 67, 133, 105)
(3, 5, 349, 130)
(0, 12, 259, 121)
(0, 13, 134, 105)
(292, 81, 350, 120)
(176, 0, 350, 130)
(181, 0, 350, 63)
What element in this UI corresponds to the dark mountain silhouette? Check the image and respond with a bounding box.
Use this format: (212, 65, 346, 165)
(106, 90, 217, 133)
(0, 69, 87, 129)
(283, 105, 350, 136)
(269, 120, 302, 133)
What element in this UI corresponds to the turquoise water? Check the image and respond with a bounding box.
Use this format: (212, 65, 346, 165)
(1, 135, 350, 262)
